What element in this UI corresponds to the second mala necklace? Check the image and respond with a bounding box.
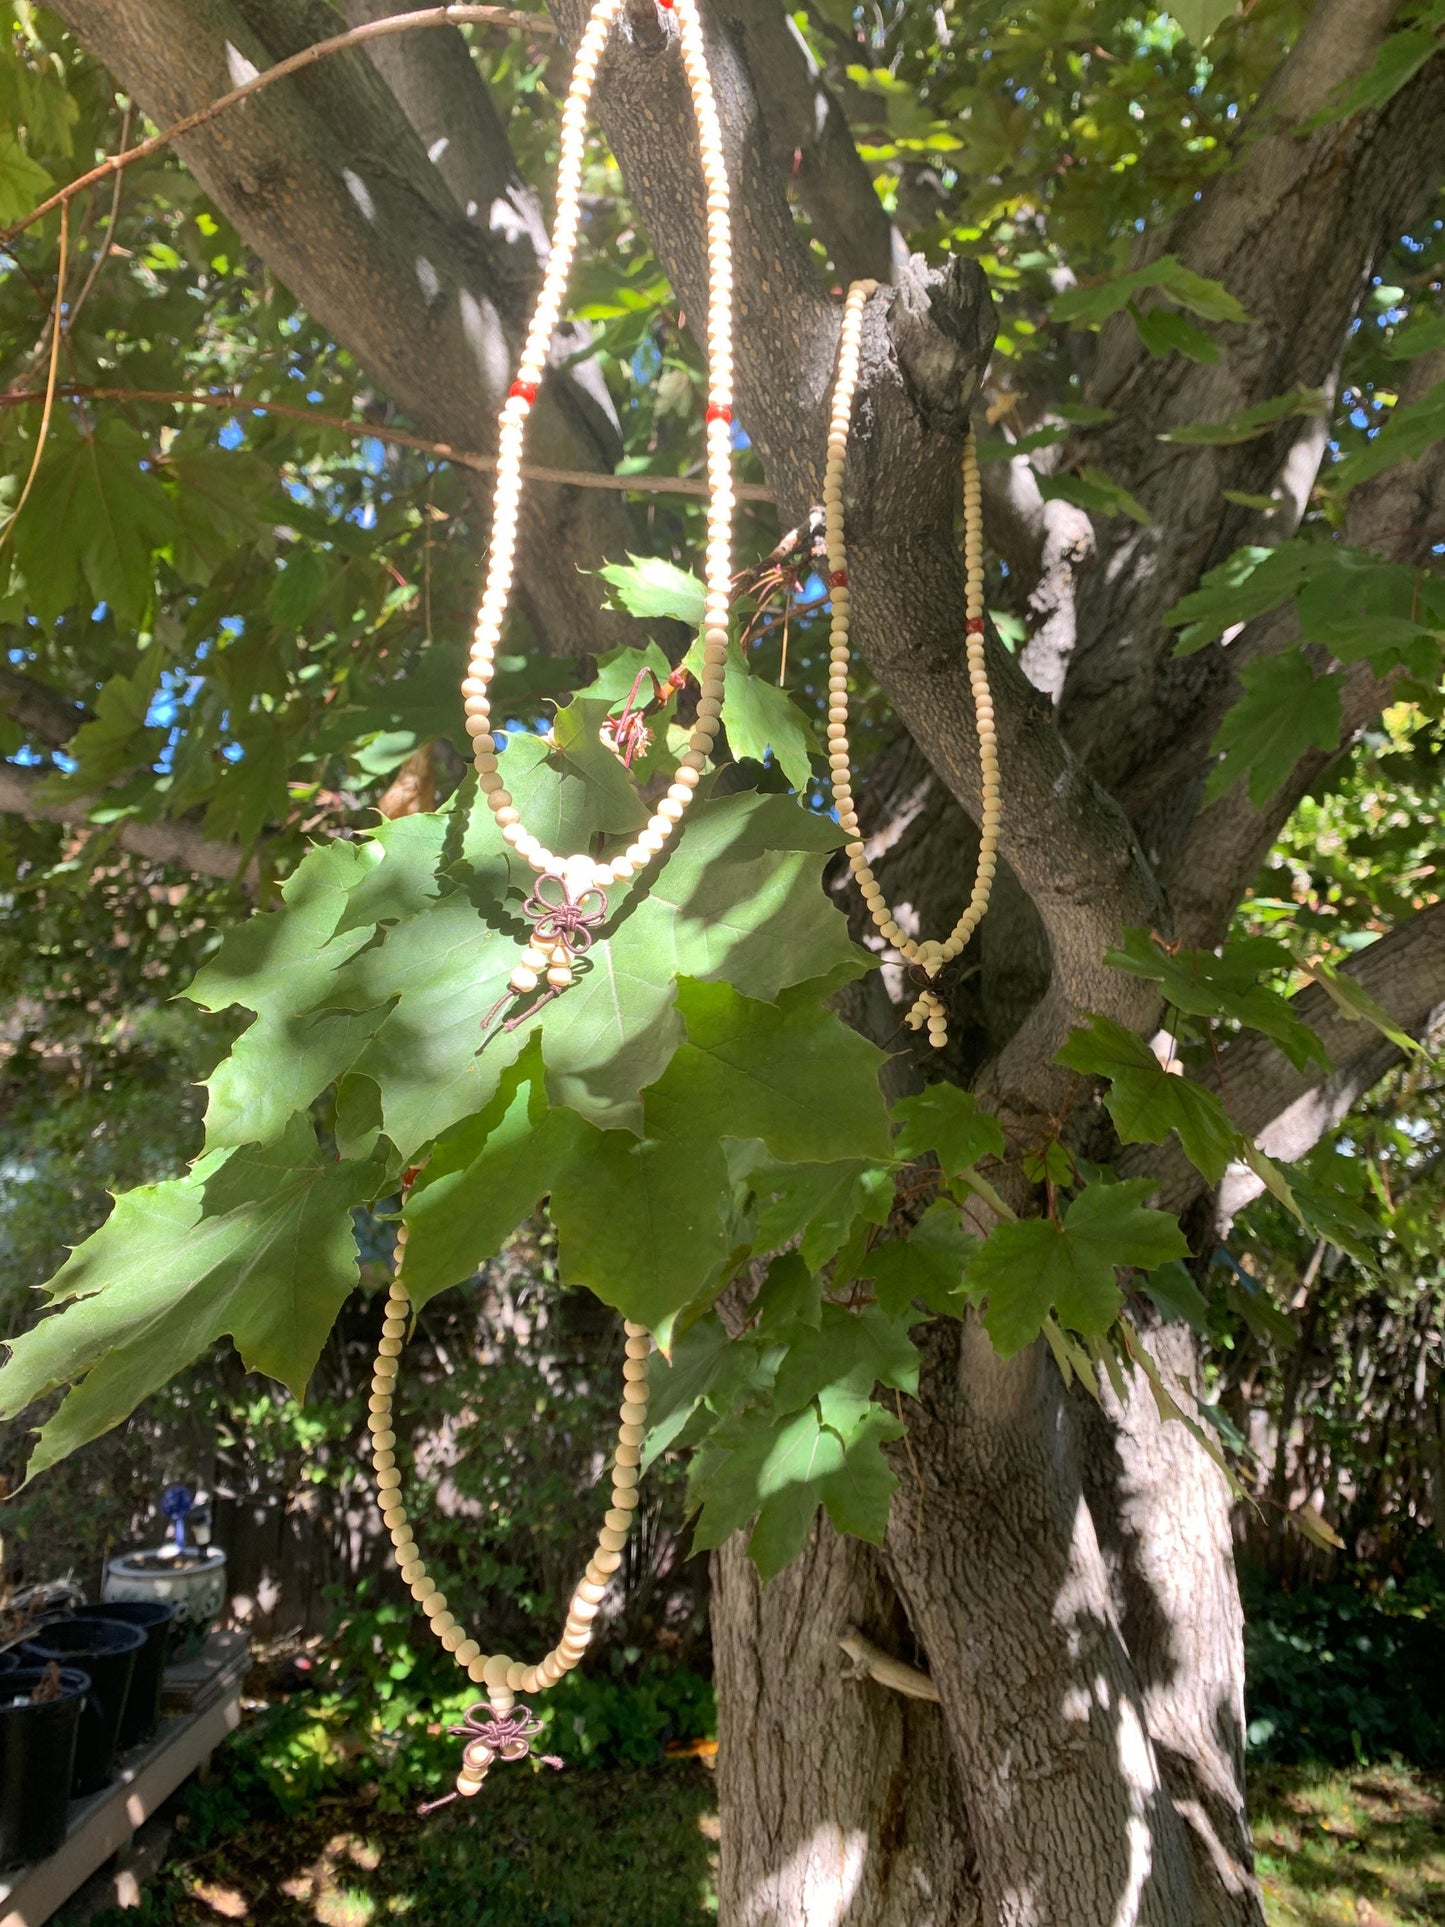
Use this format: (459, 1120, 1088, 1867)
(371, 1209, 653, 1810)
(823, 279, 1001, 1049)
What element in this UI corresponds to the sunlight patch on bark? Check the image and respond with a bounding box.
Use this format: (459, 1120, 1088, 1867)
(739, 1822, 868, 1927)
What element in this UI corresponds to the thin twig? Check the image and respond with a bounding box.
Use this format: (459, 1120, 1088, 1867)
(64, 102, 134, 336)
(2, 8, 557, 246)
(0, 204, 68, 562)
(0, 382, 774, 501)
(956, 1166, 1017, 1224)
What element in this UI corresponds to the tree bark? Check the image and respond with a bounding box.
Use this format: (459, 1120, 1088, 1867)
(713, 1525, 978, 1926)
(54, 0, 635, 658)
(46, 5, 1440, 1922)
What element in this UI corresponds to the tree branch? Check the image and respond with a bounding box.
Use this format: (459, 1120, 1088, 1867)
(337, 0, 620, 439)
(51, 0, 633, 659)
(712, 0, 903, 285)
(1162, 344, 1445, 946)
(6, 4, 555, 242)
(548, 0, 1169, 1114)
(0, 667, 88, 751)
(1054, 4, 1445, 811)
(0, 764, 256, 884)
(0, 381, 773, 499)
(1122, 900, 1445, 1214)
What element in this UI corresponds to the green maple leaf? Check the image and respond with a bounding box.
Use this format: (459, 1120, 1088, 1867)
(1164, 541, 1323, 655)
(1205, 652, 1343, 807)
(683, 637, 820, 792)
(1160, 386, 1328, 447)
(598, 554, 706, 626)
(651, 979, 890, 1166)
(642, 1313, 774, 1467)
(1340, 379, 1445, 493)
(401, 1039, 590, 1307)
(16, 417, 172, 625)
(48, 666, 164, 789)
(1131, 306, 1222, 363)
(1107, 928, 1329, 1072)
(743, 1153, 892, 1270)
(1057, 1014, 1242, 1184)
(892, 1084, 1004, 1177)
(0, 1119, 381, 1484)
(754, 1252, 822, 1334)
(326, 870, 524, 1154)
(528, 790, 865, 1133)
(1053, 253, 1248, 329)
(966, 1180, 1189, 1357)
(1038, 467, 1151, 526)
(692, 1398, 905, 1580)
(0, 128, 52, 224)
(867, 1200, 974, 1318)
(1170, 0, 1235, 46)
(186, 838, 389, 1149)
(771, 1303, 918, 1420)
(549, 1122, 731, 1337)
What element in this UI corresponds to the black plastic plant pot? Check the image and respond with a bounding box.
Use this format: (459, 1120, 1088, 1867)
(83, 1602, 177, 1749)
(19, 1619, 145, 1797)
(0, 1666, 90, 1866)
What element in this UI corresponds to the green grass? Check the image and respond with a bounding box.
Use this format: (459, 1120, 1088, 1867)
(67, 1758, 719, 1927)
(62, 1709, 1445, 1925)
(1253, 1764, 1445, 1925)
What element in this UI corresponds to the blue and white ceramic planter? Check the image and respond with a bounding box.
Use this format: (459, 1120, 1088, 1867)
(101, 1548, 227, 1657)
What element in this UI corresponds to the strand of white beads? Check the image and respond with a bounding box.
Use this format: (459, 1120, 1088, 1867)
(822, 278, 1001, 1051)
(462, 0, 735, 998)
(370, 1218, 652, 1806)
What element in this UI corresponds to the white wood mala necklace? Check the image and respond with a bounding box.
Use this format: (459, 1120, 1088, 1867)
(370, 0, 723, 1813)
(373, 1209, 653, 1812)
(465, 0, 735, 1002)
(823, 279, 1001, 1050)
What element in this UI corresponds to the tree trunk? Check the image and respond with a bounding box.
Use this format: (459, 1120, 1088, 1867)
(712, 1322, 1265, 1925)
(713, 1526, 977, 1926)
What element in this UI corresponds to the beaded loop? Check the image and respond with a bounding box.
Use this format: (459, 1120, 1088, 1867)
(371, 1218, 653, 1812)
(823, 280, 1002, 1052)
(469, 0, 734, 923)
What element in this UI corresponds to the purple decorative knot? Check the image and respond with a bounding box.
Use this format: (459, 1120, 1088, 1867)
(522, 873, 608, 953)
(418, 1700, 563, 1815)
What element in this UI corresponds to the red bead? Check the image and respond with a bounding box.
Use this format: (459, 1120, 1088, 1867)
(704, 402, 732, 425)
(829, 570, 848, 589)
(657, 0, 674, 9)
(965, 617, 985, 634)
(509, 379, 537, 403)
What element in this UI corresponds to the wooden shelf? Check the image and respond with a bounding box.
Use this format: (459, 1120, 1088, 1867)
(0, 1630, 250, 1927)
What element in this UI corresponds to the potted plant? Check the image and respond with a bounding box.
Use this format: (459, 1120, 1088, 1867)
(19, 1620, 144, 1797)
(82, 1601, 178, 1748)
(0, 1665, 90, 1865)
